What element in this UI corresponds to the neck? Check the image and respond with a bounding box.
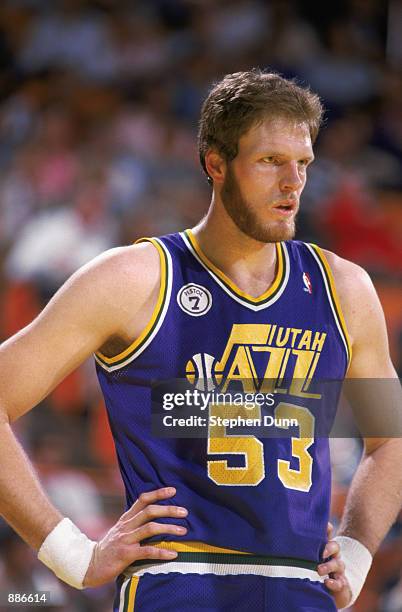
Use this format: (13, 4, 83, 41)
(191, 196, 278, 297)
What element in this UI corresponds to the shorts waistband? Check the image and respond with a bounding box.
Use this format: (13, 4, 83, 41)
(124, 541, 323, 583)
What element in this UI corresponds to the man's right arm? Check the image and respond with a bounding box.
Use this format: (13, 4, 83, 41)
(0, 242, 186, 586)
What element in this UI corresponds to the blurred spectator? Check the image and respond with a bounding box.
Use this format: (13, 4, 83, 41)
(30, 430, 107, 539)
(0, 524, 67, 610)
(301, 18, 380, 108)
(18, 0, 116, 81)
(382, 572, 402, 611)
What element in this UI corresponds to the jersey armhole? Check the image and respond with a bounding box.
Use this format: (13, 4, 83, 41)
(94, 237, 172, 372)
(307, 243, 353, 372)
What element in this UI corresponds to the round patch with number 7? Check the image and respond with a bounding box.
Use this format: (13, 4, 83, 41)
(177, 283, 212, 316)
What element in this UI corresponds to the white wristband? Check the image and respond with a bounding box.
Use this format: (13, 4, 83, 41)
(334, 536, 373, 608)
(37, 518, 96, 589)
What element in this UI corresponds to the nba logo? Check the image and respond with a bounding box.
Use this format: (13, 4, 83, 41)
(303, 272, 312, 294)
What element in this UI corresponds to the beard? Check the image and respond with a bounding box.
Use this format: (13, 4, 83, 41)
(220, 164, 297, 243)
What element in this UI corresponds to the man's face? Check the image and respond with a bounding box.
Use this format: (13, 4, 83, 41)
(219, 116, 314, 242)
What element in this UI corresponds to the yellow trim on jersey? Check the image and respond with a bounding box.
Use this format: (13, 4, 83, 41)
(150, 540, 250, 555)
(127, 576, 139, 611)
(95, 238, 167, 366)
(311, 244, 352, 367)
(186, 229, 284, 303)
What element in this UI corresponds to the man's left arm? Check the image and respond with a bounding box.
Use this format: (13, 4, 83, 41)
(323, 251, 402, 607)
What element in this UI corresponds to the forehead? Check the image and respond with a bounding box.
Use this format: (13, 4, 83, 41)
(238, 116, 313, 157)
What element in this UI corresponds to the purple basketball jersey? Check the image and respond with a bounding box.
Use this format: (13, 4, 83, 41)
(96, 230, 351, 564)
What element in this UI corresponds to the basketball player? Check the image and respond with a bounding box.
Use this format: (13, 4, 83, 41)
(0, 70, 401, 611)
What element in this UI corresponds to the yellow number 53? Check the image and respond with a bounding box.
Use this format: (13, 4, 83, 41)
(207, 402, 314, 491)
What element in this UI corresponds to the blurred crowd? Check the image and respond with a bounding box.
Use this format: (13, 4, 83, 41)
(0, 0, 401, 610)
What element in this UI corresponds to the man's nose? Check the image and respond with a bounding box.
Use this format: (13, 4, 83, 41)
(279, 162, 304, 192)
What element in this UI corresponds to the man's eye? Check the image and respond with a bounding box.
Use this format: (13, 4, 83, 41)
(263, 157, 278, 164)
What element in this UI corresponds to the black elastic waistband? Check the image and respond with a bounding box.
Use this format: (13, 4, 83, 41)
(132, 551, 317, 571)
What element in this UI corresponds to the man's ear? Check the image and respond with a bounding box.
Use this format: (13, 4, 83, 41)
(205, 149, 226, 184)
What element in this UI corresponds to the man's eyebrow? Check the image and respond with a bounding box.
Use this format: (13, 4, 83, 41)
(259, 151, 315, 162)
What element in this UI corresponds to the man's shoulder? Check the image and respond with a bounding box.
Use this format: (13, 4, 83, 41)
(320, 248, 374, 300)
(319, 248, 382, 351)
(81, 242, 160, 285)
(68, 242, 161, 317)
(290, 241, 374, 304)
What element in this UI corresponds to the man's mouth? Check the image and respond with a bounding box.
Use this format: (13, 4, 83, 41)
(271, 199, 297, 216)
